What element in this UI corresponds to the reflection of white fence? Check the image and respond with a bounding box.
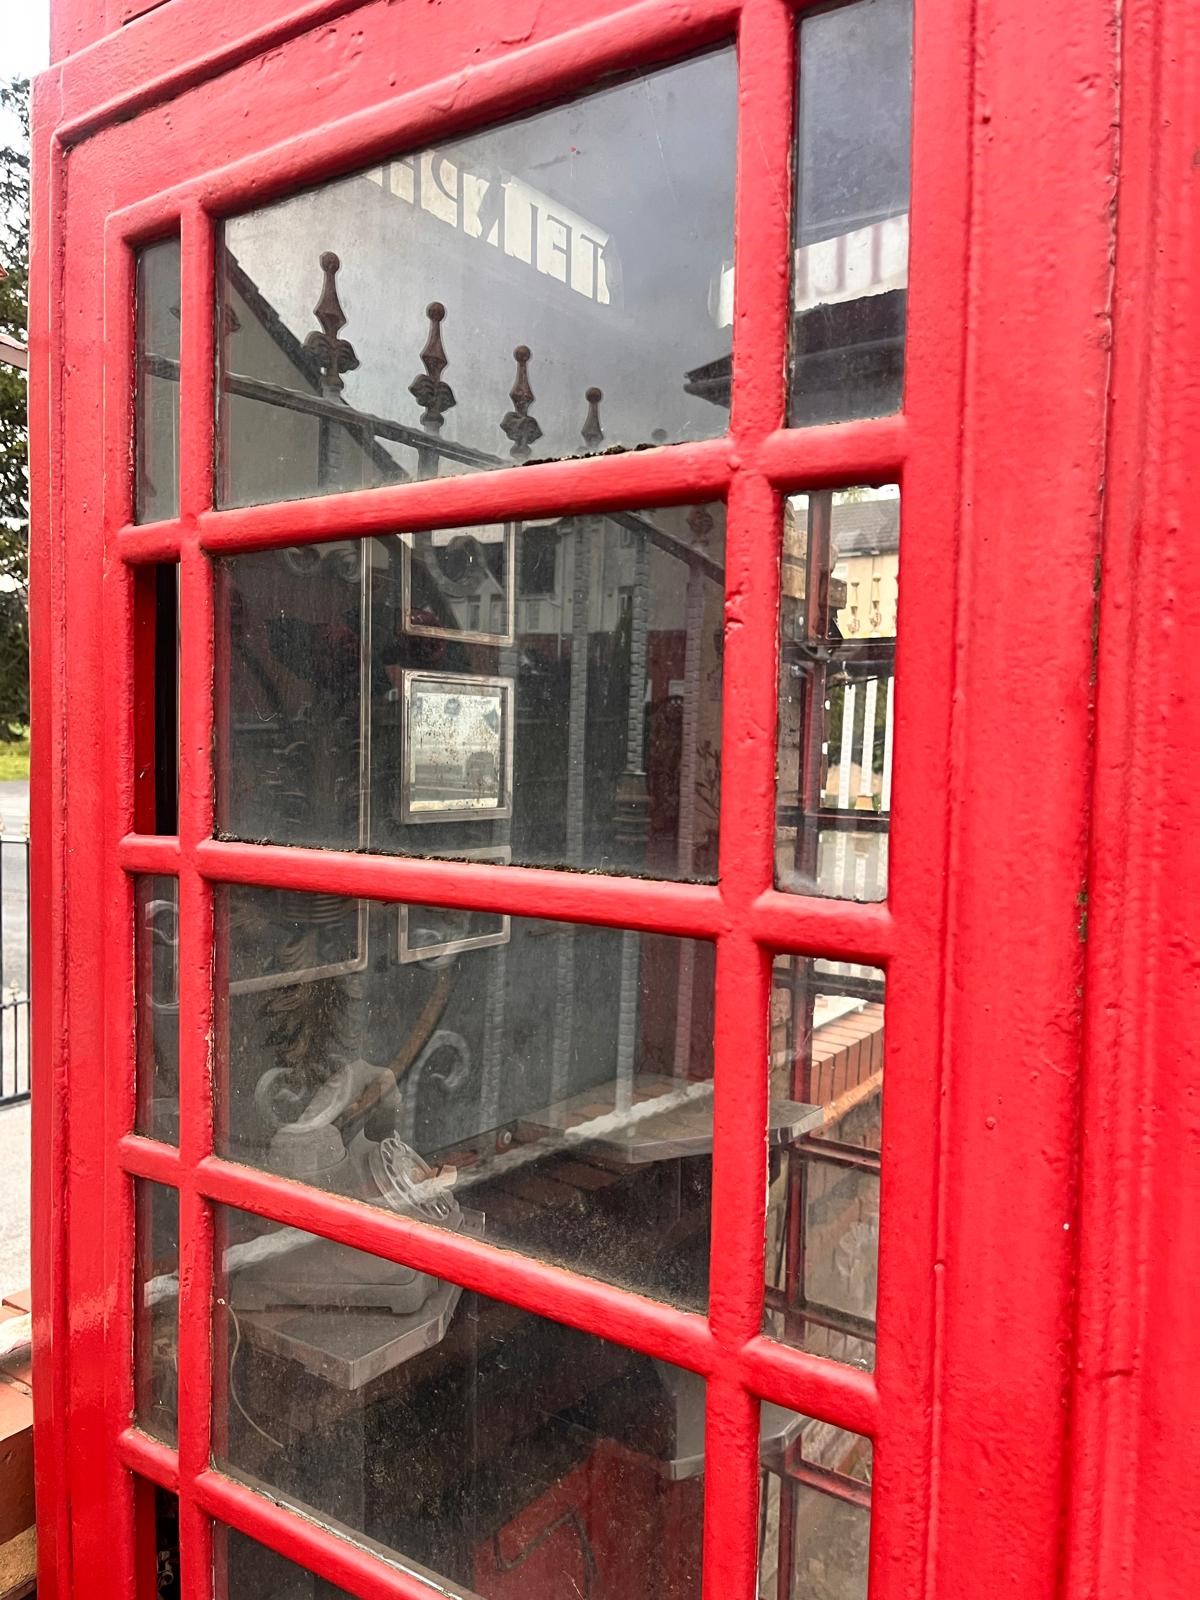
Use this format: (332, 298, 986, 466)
(819, 674, 893, 904)
(825, 675, 895, 813)
(818, 829, 889, 905)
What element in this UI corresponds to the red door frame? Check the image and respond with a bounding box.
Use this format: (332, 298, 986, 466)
(29, 0, 1194, 1597)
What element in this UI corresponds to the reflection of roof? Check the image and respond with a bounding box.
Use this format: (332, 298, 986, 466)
(832, 498, 899, 557)
(0, 332, 27, 372)
(224, 250, 323, 391)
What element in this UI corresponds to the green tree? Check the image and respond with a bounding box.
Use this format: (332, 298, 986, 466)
(0, 78, 30, 740)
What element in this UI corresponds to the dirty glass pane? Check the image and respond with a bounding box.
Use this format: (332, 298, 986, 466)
(216, 49, 737, 507)
(213, 1207, 712, 1597)
(216, 507, 724, 880)
(789, 0, 912, 426)
(214, 886, 732, 1310)
(135, 876, 180, 1144)
(758, 1415, 872, 1600)
(136, 238, 181, 522)
(143, 1485, 179, 1600)
(135, 1180, 179, 1445)
(218, 1528, 352, 1599)
(764, 959, 883, 1372)
(775, 489, 898, 901)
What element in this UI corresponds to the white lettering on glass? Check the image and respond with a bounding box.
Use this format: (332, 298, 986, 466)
(367, 157, 613, 305)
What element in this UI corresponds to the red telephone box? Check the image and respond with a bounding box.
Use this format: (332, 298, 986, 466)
(26, 0, 1200, 1597)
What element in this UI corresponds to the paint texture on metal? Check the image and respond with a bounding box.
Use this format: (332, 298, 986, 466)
(30, 0, 1182, 1598)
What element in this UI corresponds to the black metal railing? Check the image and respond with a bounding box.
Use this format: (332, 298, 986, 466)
(0, 827, 30, 1107)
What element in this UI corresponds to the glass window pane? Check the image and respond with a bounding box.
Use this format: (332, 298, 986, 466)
(218, 1529, 352, 1599)
(216, 50, 737, 507)
(136, 238, 181, 523)
(765, 959, 883, 1372)
(789, 0, 913, 426)
(135, 1179, 179, 1444)
(135, 875, 180, 1144)
(216, 508, 724, 880)
(758, 1415, 872, 1600)
(216, 886, 720, 1310)
(214, 1206, 709, 1599)
(140, 1483, 180, 1600)
(775, 489, 897, 901)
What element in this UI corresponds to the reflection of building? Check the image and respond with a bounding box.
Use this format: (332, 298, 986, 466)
(777, 493, 897, 902)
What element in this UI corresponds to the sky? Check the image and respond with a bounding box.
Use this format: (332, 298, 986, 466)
(3, 0, 51, 79)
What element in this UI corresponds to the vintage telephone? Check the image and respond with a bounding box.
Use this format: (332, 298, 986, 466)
(231, 1053, 466, 1317)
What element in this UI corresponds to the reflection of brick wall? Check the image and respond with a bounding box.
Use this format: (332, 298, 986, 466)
(810, 1003, 884, 1107)
(768, 996, 884, 1368)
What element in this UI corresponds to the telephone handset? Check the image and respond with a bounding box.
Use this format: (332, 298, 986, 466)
(255, 1057, 462, 1229)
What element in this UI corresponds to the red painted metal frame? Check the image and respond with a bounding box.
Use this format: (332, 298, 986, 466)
(28, 0, 1145, 1597)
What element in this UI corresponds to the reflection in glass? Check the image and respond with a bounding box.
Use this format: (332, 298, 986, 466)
(216, 508, 724, 880)
(775, 489, 898, 902)
(790, 0, 912, 426)
(143, 1486, 180, 1600)
(214, 1209, 709, 1599)
(764, 959, 883, 1372)
(216, 50, 737, 508)
(135, 875, 180, 1144)
(216, 887, 734, 1309)
(218, 1529, 352, 1600)
(136, 238, 181, 523)
(758, 1413, 872, 1600)
(135, 1180, 179, 1444)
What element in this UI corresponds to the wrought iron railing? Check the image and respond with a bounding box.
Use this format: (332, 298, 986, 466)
(0, 825, 30, 1108)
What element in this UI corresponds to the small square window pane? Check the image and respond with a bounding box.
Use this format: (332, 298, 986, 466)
(789, 0, 913, 426)
(218, 1528, 352, 1599)
(135, 238, 181, 523)
(135, 1179, 179, 1444)
(216, 508, 724, 880)
(217, 50, 737, 507)
(135, 875, 179, 1144)
(758, 1416, 872, 1600)
(775, 489, 898, 901)
(765, 959, 883, 1372)
(216, 886, 716, 1310)
(214, 1206, 706, 1599)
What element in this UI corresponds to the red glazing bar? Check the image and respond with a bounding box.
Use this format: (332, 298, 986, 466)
(118, 518, 185, 565)
(194, 836, 725, 938)
(702, 0, 795, 1595)
(196, 1152, 717, 1377)
(855, 0, 977, 1589)
(97, 208, 144, 1600)
(117, 1426, 182, 1495)
(740, 1334, 879, 1440)
(118, 833, 182, 874)
(118, 1133, 185, 1186)
(113, 410, 909, 565)
(197, 1468, 471, 1600)
(757, 415, 908, 486)
(175, 200, 218, 1600)
(750, 889, 894, 962)
(195, 437, 733, 551)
